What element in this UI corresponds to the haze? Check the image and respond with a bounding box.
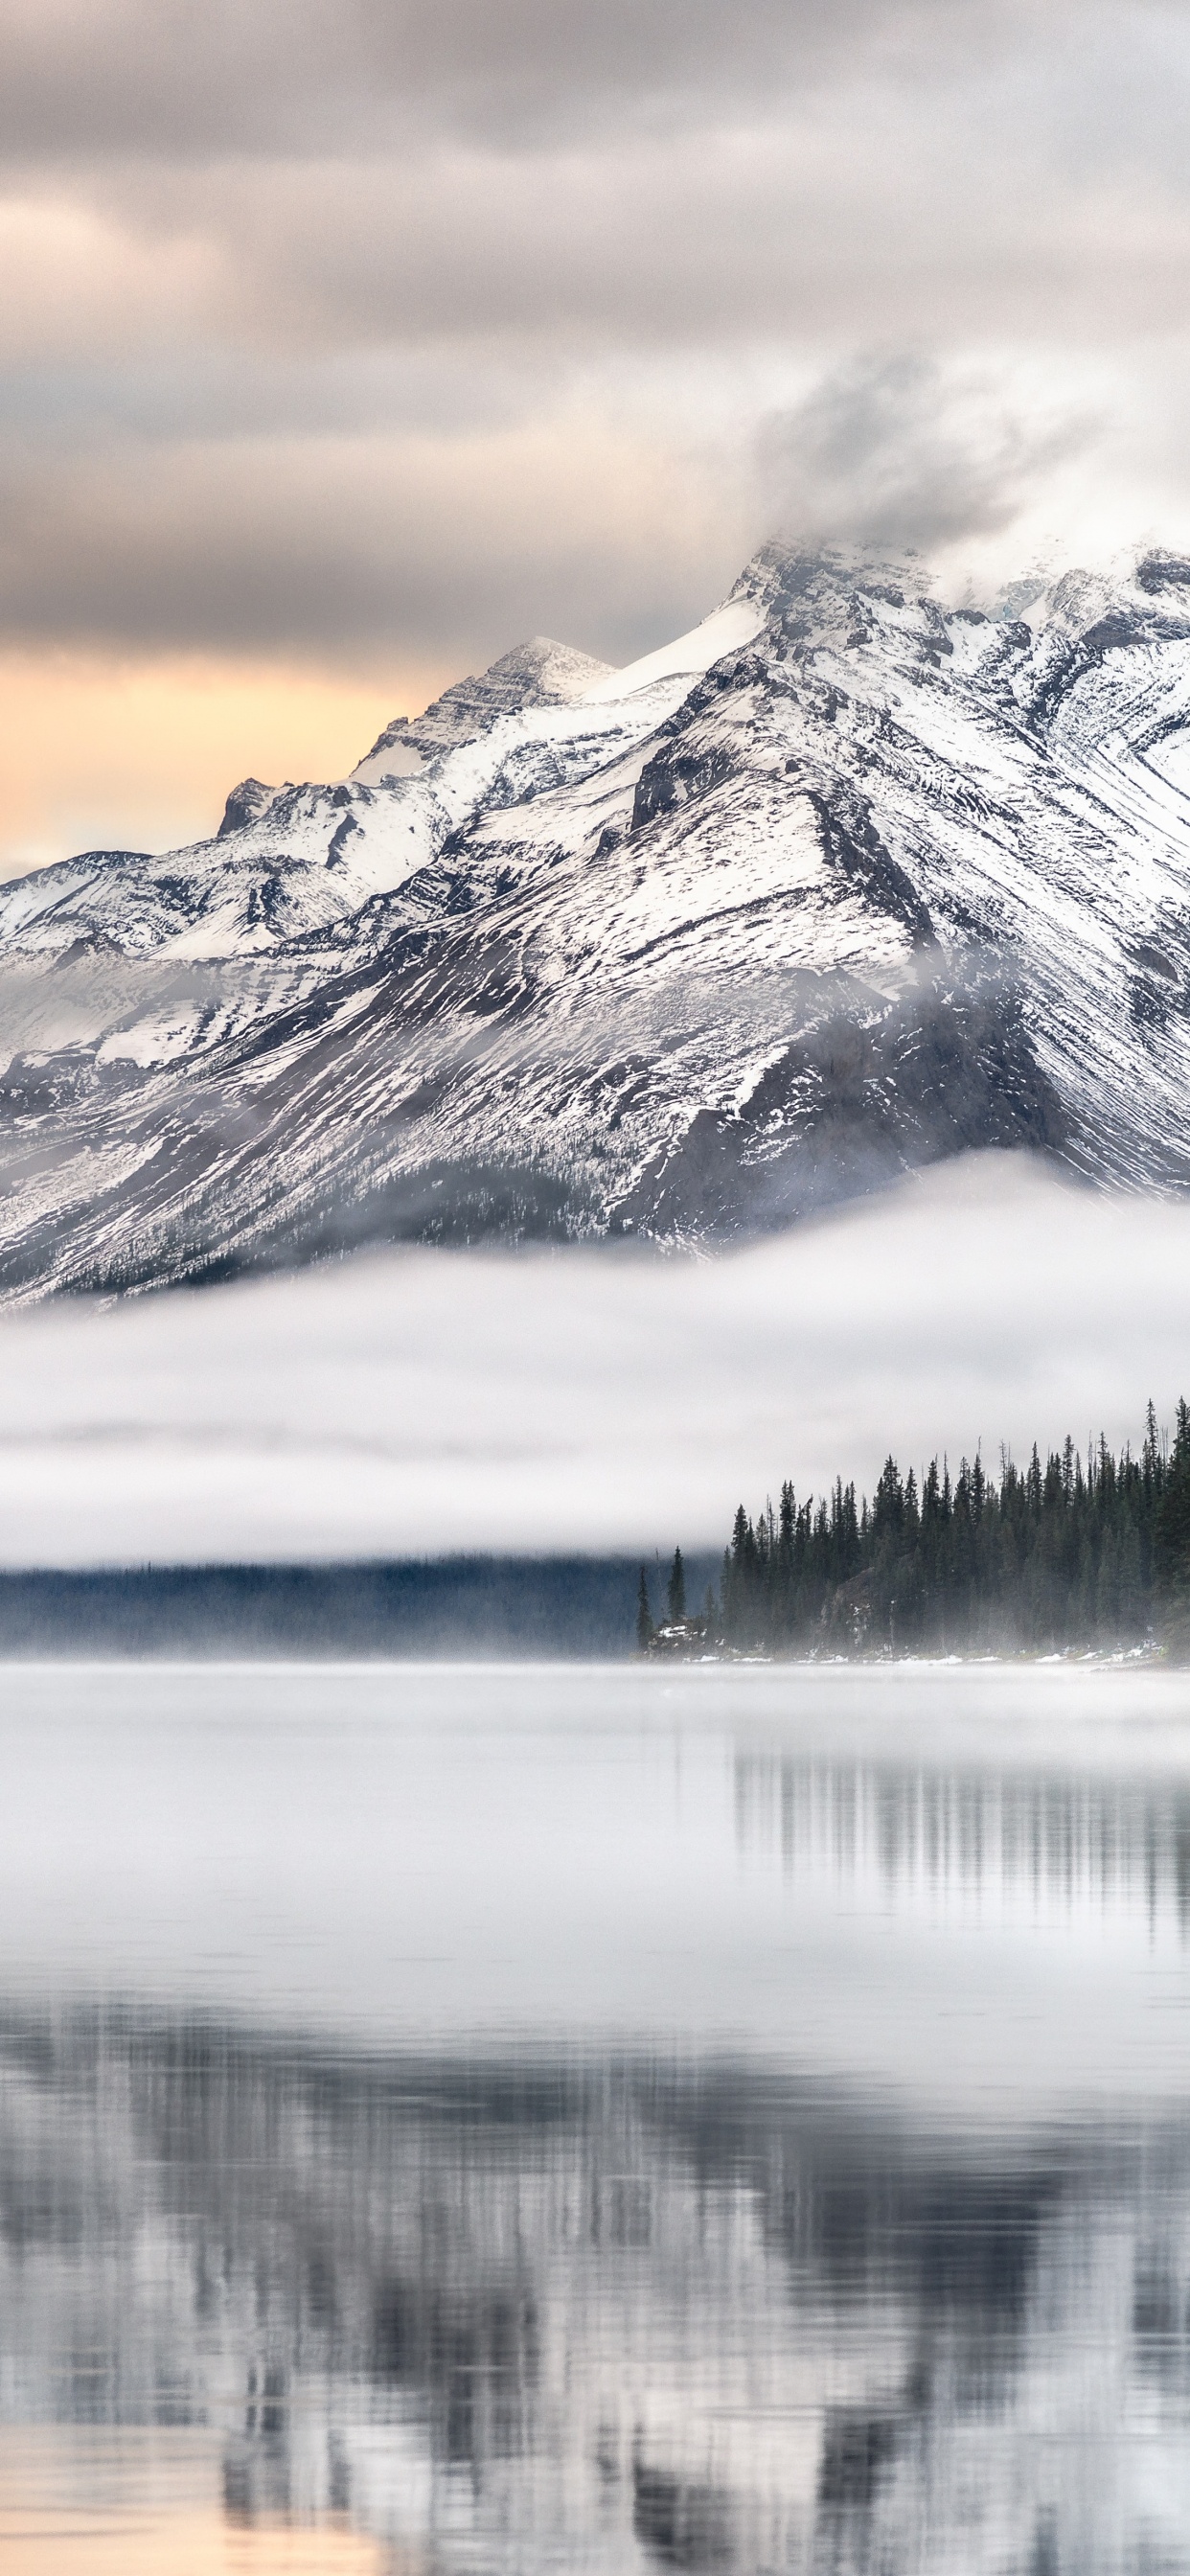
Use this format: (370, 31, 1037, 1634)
(0, 1152, 1179, 1567)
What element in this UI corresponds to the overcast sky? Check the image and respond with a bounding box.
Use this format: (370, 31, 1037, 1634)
(5, 0, 1190, 866)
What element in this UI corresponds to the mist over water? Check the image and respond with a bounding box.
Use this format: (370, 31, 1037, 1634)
(6, 1658, 1190, 2572)
(0, 1151, 1187, 1567)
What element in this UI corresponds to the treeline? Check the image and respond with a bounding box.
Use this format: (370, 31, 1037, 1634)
(698, 1402, 1190, 1655)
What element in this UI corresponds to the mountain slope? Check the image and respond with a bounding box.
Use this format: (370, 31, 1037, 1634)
(2, 542, 1190, 1296)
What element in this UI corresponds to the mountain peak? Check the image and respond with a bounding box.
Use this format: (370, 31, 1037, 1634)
(354, 634, 617, 781)
(728, 537, 937, 619)
(481, 635, 617, 703)
(217, 776, 279, 839)
(414, 635, 616, 738)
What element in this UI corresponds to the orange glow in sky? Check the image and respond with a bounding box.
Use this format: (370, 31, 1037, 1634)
(0, 649, 452, 885)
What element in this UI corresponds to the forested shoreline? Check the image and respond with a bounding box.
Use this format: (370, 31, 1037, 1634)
(643, 1403, 1190, 1658)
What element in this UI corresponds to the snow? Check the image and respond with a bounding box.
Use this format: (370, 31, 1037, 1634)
(582, 596, 766, 704)
(3, 539, 1190, 1292)
(361, 741, 425, 781)
(0, 602, 754, 973)
(96, 1002, 206, 1067)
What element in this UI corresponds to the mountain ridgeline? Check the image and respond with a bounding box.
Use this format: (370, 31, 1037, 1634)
(650, 1404, 1190, 1657)
(7, 543, 1190, 1293)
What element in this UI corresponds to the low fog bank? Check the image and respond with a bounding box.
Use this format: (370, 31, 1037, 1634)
(0, 1559, 721, 1660)
(0, 1150, 1181, 1569)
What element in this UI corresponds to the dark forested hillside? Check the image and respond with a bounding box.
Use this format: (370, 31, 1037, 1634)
(712, 1402, 1190, 1655)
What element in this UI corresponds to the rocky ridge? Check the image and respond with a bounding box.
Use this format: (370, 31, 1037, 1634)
(2, 541, 1190, 1294)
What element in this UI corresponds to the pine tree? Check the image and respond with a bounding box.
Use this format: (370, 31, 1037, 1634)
(1156, 1435, 1190, 1600)
(666, 1547, 687, 1623)
(635, 1568, 654, 1652)
(712, 1401, 1186, 1654)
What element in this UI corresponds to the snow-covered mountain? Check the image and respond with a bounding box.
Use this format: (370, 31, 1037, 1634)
(4, 540, 1190, 1296)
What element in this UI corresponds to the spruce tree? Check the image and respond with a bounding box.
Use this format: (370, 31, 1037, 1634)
(1156, 1427, 1190, 1601)
(715, 1400, 1187, 1654)
(667, 1547, 687, 1623)
(635, 1568, 654, 1652)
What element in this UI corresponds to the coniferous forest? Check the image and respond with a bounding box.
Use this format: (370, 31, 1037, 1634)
(649, 1402, 1190, 1657)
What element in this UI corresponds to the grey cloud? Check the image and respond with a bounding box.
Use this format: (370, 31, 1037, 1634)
(185, 146, 1126, 352)
(0, 348, 539, 448)
(757, 356, 1097, 558)
(0, 425, 746, 663)
(0, 340, 1112, 668)
(47, 31, 1190, 371)
(1, 0, 1187, 670)
(0, 0, 1039, 160)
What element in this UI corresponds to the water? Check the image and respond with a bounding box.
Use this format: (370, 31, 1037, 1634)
(4, 1660, 1190, 2572)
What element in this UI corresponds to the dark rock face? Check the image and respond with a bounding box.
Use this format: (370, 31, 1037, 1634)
(217, 777, 277, 837)
(631, 741, 739, 833)
(617, 973, 1068, 1241)
(1135, 552, 1190, 595)
(807, 790, 937, 949)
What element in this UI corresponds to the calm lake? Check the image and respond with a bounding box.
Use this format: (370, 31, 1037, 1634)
(3, 1658, 1190, 2573)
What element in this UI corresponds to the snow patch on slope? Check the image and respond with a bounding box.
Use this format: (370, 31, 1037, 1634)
(583, 598, 765, 704)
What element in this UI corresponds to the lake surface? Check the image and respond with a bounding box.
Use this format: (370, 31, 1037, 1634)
(4, 1660, 1190, 2573)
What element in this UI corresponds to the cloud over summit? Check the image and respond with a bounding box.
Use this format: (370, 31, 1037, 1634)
(2, 0, 1190, 761)
(759, 356, 1098, 559)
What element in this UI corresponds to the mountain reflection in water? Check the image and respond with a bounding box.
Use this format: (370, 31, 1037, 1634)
(3, 1662, 1190, 2574)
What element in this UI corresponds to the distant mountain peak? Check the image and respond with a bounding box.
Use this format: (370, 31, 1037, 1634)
(481, 635, 617, 702)
(420, 633, 616, 730)
(355, 634, 616, 780)
(217, 776, 279, 839)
